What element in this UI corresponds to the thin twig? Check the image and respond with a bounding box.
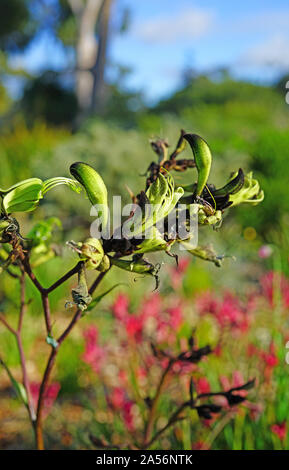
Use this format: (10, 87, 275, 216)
(143, 359, 174, 446)
(144, 402, 189, 449)
(0, 313, 17, 335)
(15, 332, 36, 423)
(0, 273, 36, 425)
(41, 293, 52, 335)
(16, 272, 36, 423)
(18, 249, 44, 292)
(44, 262, 83, 294)
(17, 271, 26, 332)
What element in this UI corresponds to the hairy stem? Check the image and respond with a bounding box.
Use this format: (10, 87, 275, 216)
(35, 270, 109, 450)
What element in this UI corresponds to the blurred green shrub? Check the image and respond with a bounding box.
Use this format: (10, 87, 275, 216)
(0, 119, 69, 185)
(21, 72, 78, 126)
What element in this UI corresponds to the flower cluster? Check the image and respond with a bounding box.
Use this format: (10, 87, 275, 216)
(80, 266, 289, 449)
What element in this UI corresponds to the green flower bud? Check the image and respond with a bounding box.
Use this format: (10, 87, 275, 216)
(1, 178, 43, 214)
(81, 238, 104, 269)
(0, 218, 11, 242)
(184, 134, 212, 197)
(0, 216, 21, 243)
(198, 207, 222, 226)
(213, 168, 244, 197)
(135, 172, 183, 236)
(70, 162, 108, 229)
(97, 254, 110, 272)
(68, 238, 106, 270)
(0, 177, 81, 215)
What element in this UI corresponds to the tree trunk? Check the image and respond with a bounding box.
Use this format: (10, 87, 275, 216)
(68, 0, 103, 111)
(91, 0, 112, 113)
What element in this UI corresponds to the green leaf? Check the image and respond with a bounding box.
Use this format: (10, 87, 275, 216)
(86, 284, 126, 311)
(46, 335, 59, 349)
(110, 257, 161, 289)
(0, 358, 28, 406)
(184, 244, 224, 267)
(27, 217, 62, 246)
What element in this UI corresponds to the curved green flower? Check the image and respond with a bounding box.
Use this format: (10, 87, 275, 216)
(0, 177, 81, 215)
(130, 172, 184, 238)
(228, 171, 264, 207)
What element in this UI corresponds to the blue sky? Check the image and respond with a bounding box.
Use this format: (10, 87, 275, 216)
(9, 0, 289, 101)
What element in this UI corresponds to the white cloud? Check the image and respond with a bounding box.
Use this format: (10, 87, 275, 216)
(233, 10, 289, 35)
(240, 35, 289, 70)
(133, 7, 214, 44)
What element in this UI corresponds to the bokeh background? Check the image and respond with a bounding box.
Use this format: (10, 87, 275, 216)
(0, 0, 289, 450)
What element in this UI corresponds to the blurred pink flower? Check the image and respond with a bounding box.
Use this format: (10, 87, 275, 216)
(107, 388, 136, 432)
(125, 315, 144, 341)
(195, 291, 218, 316)
(248, 402, 263, 421)
(192, 440, 208, 450)
(247, 343, 259, 358)
(261, 342, 279, 369)
(82, 326, 105, 373)
(112, 293, 129, 321)
(109, 387, 126, 410)
(122, 401, 135, 432)
(140, 293, 161, 319)
(167, 305, 183, 330)
(258, 245, 273, 259)
(197, 377, 211, 395)
(172, 361, 195, 375)
(196, 290, 249, 332)
(263, 352, 278, 368)
(260, 271, 289, 308)
(214, 344, 222, 356)
(83, 324, 98, 344)
(219, 371, 245, 391)
(169, 257, 190, 289)
(30, 382, 60, 418)
(271, 422, 287, 441)
(218, 371, 248, 408)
